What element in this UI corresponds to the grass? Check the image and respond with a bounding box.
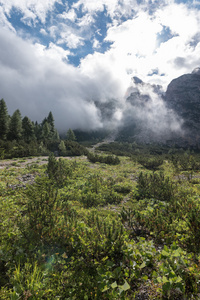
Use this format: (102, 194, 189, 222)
(1, 151, 200, 299)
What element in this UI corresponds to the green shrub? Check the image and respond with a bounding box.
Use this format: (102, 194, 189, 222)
(137, 156, 163, 171)
(46, 153, 73, 187)
(79, 174, 122, 208)
(114, 183, 132, 194)
(136, 172, 175, 201)
(18, 176, 60, 248)
(65, 140, 88, 156)
(9, 262, 46, 299)
(183, 197, 200, 252)
(87, 152, 120, 165)
(153, 242, 199, 298)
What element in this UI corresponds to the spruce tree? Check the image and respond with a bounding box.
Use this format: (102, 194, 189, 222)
(58, 140, 66, 156)
(34, 121, 42, 140)
(47, 111, 54, 130)
(42, 121, 51, 140)
(22, 116, 35, 142)
(66, 128, 76, 141)
(53, 129, 60, 141)
(0, 98, 9, 140)
(8, 109, 22, 140)
(47, 111, 56, 138)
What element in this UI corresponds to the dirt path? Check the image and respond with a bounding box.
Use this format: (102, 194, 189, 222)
(0, 155, 90, 169)
(0, 157, 49, 169)
(90, 130, 118, 151)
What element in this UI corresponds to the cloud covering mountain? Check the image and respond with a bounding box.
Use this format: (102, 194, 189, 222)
(0, 0, 200, 132)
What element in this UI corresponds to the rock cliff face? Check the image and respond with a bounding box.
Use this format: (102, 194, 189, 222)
(165, 68, 200, 144)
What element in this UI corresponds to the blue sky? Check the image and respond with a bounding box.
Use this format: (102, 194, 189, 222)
(0, 0, 200, 131)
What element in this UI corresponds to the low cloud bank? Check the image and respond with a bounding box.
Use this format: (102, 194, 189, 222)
(0, 25, 193, 139)
(118, 78, 184, 142)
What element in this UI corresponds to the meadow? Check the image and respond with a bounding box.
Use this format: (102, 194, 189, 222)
(1, 145, 200, 299)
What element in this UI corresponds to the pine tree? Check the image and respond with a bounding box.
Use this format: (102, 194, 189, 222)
(46, 111, 55, 138)
(8, 109, 22, 140)
(53, 129, 60, 141)
(41, 117, 47, 126)
(47, 111, 54, 130)
(0, 98, 9, 140)
(42, 121, 51, 140)
(58, 140, 66, 156)
(66, 128, 76, 141)
(47, 153, 58, 180)
(34, 121, 42, 140)
(22, 116, 35, 143)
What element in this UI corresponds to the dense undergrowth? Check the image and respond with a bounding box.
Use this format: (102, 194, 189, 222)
(1, 144, 200, 299)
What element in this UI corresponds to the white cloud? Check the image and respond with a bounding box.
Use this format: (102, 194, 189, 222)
(48, 23, 84, 49)
(0, 27, 103, 131)
(93, 38, 100, 49)
(105, 13, 162, 56)
(72, 0, 105, 13)
(77, 13, 95, 27)
(0, 6, 16, 32)
(58, 9, 77, 22)
(97, 1, 200, 88)
(36, 42, 71, 61)
(40, 28, 48, 36)
(0, 0, 61, 24)
(72, 0, 138, 23)
(58, 32, 84, 49)
(0, 0, 200, 133)
(80, 51, 130, 102)
(155, 3, 200, 41)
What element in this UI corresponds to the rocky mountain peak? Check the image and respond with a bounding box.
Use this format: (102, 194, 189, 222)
(192, 67, 200, 75)
(164, 68, 200, 144)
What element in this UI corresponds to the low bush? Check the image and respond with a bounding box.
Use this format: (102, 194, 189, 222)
(137, 156, 163, 171)
(136, 172, 175, 201)
(87, 152, 120, 165)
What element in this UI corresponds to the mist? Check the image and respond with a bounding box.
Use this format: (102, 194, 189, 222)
(117, 77, 184, 142)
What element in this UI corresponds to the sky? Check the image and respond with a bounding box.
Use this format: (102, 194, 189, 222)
(0, 0, 200, 132)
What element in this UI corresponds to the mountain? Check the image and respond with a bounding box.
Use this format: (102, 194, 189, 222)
(76, 68, 200, 147)
(116, 68, 200, 146)
(164, 68, 200, 145)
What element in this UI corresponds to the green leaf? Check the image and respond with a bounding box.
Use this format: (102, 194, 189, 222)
(173, 249, 181, 257)
(175, 276, 182, 283)
(152, 271, 157, 277)
(139, 261, 146, 269)
(120, 280, 130, 291)
(111, 281, 118, 289)
(162, 276, 169, 284)
(157, 277, 162, 283)
(102, 286, 109, 292)
(161, 249, 169, 257)
(163, 245, 169, 252)
(102, 256, 108, 262)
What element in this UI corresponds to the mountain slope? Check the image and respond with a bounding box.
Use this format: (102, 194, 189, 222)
(165, 67, 200, 144)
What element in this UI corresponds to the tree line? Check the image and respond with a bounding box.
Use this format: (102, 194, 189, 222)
(0, 98, 78, 158)
(0, 98, 59, 142)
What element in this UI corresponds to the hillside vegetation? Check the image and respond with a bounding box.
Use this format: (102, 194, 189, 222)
(1, 145, 200, 299)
